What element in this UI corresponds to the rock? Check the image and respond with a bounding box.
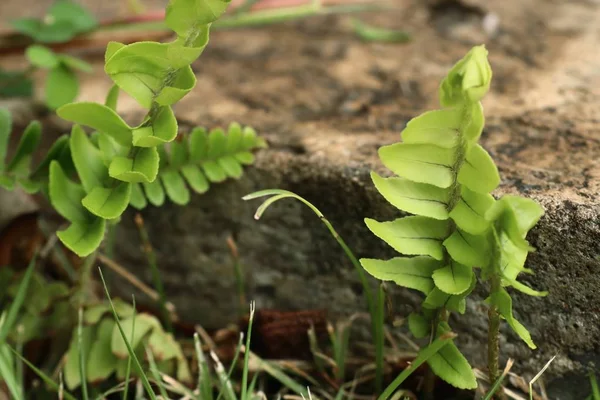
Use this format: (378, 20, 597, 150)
(110, 0, 600, 395)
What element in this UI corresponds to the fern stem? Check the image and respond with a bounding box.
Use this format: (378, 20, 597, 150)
(488, 228, 507, 400)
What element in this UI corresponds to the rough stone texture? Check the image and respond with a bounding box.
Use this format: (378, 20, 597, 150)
(1, 0, 600, 398)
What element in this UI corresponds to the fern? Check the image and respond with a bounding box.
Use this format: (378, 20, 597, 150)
(0, 0, 244, 257)
(130, 122, 267, 209)
(362, 45, 546, 389)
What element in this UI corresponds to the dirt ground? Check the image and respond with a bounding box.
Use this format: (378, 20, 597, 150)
(1, 0, 600, 398)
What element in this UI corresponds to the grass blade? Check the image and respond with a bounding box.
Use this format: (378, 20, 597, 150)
(98, 268, 157, 400)
(10, 346, 77, 400)
(211, 351, 237, 400)
(378, 332, 456, 400)
(0, 255, 36, 343)
(352, 19, 410, 43)
(243, 190, 379, 376)
(590, 372, 600, 400)
(0, 345, 21, 400)
(77, 308, 89, 400)
(194, 333, 214, 400)
(217, 333, 244, 400)
(146, 347, 169, 399)
(249, 351, 310, 397)
(122, 297, 136, 400)
(483, 359, 514, 400)
(529, 355, 556, 400)
(241, 302, 256, 400)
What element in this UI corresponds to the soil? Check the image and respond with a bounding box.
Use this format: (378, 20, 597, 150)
(1, 0, 600, 399)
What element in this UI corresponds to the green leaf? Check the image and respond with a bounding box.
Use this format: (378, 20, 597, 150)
(457, 144, 499, 194)
(83, 304, 109, 325)
(423, 289, 461, 312)
(401, 108, 462, 148)
(408, 312, 430, 339)
(207, 128, 227, 159)
(189, 127, 208, 161)
(48, 0, 97, 35)
(487, 289, 536, 349)
(109, 147, 159, 183)
(5, 120, 41, 174)
(82, 183, 132, 219)
(432, 262, 473, 295)
(165, 0, 230, 36)
(57, 218, 106, 257)
(30, 135, 73, 181)
(49, 161, 87, 222)
(153, 66, 196, 106)
(439, 45, 491, 107)
(97, 133, 128, 165)
(87, 318, 118, 383)
(371, 172, 449, 220)
(142, 179, 166, 206)
(379, 143, 454, 189)
(169, 140, 188, 169)
(486, 195, 544, 236)
(111, 314, 158, 359)
(25, 45, 59, 68)
(57, 102, 132, 146)
(167, 34, 209, 69)
(225, 122, 243, 152)
(427, 326, 477, 389)
(148, 330, 179, 361)
(129, 183, 148, 210)
(502, 277, 547, 297)
(70, 125, 109, 192)
(464, 102, 484, 142)
(443, 228, 489, 267)
(180, 165, 209, 193)
(218, 156, 243, 178)
(0, 108, 11, 170)
(64, 325, 94, 389)
(161, 169, 190, 205)
(202, 160, 226, 182)
(0, 69, 33, 97)
(360, 256, 439, 294)
(365, 216, 449, 260)
(379, 331, 456, 400)
(132, 107, 178, 147)
(495, 231, 529, 282)
(242, 125, 265, 149)
(352, 19, 410, 43)
(235, 151, 255, 165)
(59, 54, 93, 73)
(104, 84, 120, 111)
(105, 41, 197, 108)
(449, 186, 494, 235)
(13, 1, 97, 43)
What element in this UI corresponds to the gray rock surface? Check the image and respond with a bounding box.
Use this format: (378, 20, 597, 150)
(1, 0, 600, 398)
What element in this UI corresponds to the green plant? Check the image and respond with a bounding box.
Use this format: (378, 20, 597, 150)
(360, 44, 546, 391)
(24, 44, 92, 109)
(0, 0, 267, 258)
(243, 189, 385, 391)
(11, 0, 97, 43)
(61, 297, 191, 390)
(0, 1, 97, 106)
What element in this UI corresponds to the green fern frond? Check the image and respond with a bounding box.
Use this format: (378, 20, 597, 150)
(362, 44, 545, 389)
(130, 123, 266, 209)
(0, 108, 74, 194)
